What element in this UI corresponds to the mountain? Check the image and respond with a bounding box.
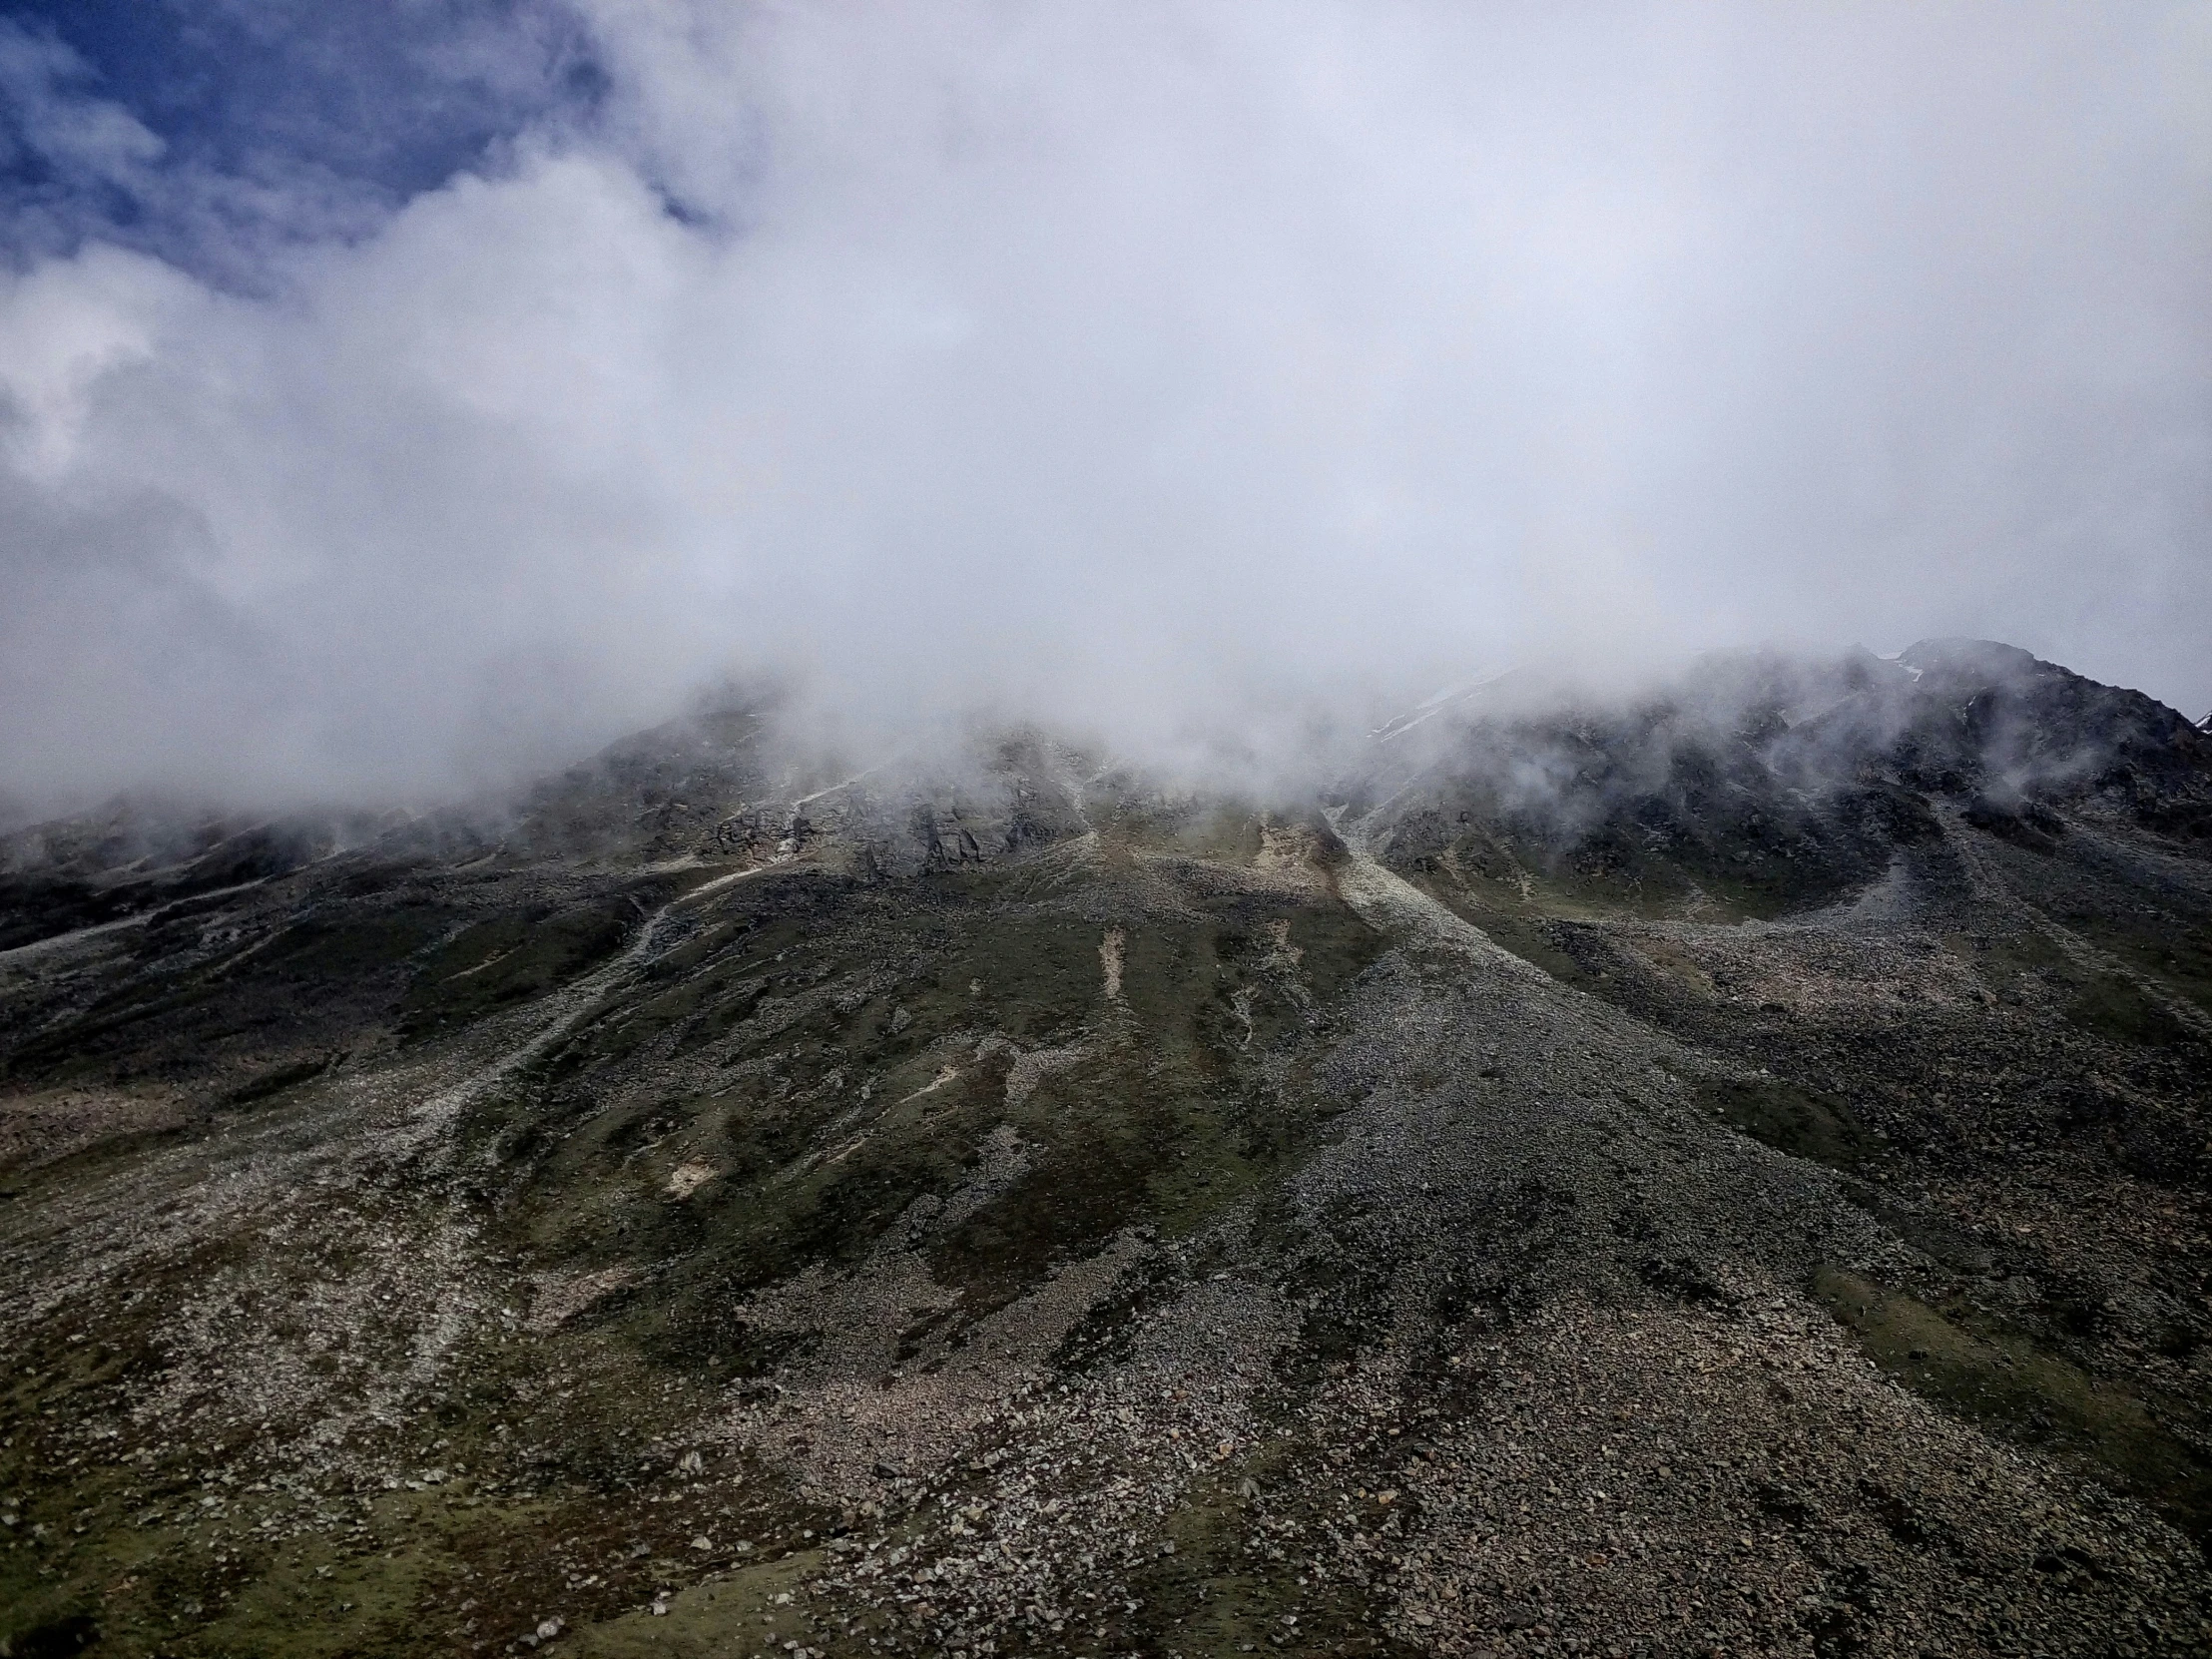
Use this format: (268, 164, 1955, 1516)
(4, 643, 2210, 1659)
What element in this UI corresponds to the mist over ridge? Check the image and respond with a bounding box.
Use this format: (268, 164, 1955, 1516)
(0, 1, 2206, 815)
(11, 13, 2212, 1652)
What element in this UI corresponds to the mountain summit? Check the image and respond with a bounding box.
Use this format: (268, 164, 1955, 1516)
(4, 644, 2210, 1658)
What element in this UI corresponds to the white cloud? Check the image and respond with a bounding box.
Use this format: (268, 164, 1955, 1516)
(1, 0, 2207, 808)
(0, 22, 165, 184)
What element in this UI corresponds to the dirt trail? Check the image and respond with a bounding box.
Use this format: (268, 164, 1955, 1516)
(403, 860, 773, 1149)
(0, 877, 276, 964)
(0, 860, 776, 1333)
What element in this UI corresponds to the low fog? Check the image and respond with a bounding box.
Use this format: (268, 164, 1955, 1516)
(0, 1, 2206, 814)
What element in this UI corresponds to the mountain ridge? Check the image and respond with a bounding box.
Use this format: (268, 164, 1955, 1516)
(3, 641, 2210, 1658)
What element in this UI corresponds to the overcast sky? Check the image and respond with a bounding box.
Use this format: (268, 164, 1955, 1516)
(0, 0, 2206, 809)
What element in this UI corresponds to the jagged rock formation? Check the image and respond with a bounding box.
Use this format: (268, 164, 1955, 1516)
(3, 644, 2209, 1658)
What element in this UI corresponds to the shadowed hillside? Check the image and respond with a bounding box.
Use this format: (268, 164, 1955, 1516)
(4, 644, 2210, 1659)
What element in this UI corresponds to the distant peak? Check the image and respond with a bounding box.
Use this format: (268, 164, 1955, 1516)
(1896, 638, 2046, 677)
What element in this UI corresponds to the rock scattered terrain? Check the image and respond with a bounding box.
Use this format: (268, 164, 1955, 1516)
(3, 642, 2209, 1657)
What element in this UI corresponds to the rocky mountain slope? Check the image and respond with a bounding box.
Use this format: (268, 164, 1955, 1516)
(3, 642, 2210, 1659)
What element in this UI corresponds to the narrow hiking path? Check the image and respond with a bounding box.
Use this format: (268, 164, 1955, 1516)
(403, 859, 774, 1148)
(0, 876, 278, 964)
(0, 858, 780, 1330)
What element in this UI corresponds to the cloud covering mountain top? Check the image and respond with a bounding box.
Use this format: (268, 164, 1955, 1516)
(1, 1, 2206, 810)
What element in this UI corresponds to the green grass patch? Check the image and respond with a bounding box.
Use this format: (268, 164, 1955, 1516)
(1697, 1076, 1873, 1168)
(1813, 1267, 2212, 1543)
(399, 902, 634, 1037)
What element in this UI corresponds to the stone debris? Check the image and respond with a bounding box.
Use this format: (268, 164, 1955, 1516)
(3, 650, 2209, 1657)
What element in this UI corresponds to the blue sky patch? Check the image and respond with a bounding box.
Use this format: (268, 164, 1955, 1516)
(0, 0, 605, 282)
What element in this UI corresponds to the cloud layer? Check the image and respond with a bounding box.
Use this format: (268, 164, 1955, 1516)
(1, 1, 2207, 810)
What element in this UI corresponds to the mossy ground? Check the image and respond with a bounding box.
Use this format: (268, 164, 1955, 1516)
(7, 689, 2212, 1657)
(2, 806, 1400, 1658)
(1812, 1268, 2212, 1544)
